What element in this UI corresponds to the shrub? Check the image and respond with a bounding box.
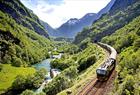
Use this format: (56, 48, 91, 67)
(21, 89, 35, 95)
(12, 57, 23, 67)
(78, 55, 96, 72)
(12, 75, 26, 90)
(133, 38, 140, 48)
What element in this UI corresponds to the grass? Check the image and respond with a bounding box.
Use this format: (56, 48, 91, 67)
(0, 64, 36, 94)
(58, 45, 108, 95)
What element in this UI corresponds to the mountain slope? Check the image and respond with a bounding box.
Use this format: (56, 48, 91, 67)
(101, 15, 140, 95)
(109, 0, 137, 14)
(40, 20, 58, 37)
(0, 0, 49, 38)
(95, 0, 116, 20)
(0, 0, 53, 66)
(74, 0, 140, 44)
(56, 13, 97, 38)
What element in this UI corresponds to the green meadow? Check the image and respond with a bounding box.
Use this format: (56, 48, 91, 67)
(0, 64, 35, 94)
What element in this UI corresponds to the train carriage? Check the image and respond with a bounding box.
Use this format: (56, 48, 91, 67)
(96, 42, 117, 81)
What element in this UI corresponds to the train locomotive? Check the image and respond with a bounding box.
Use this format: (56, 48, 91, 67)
(96, 42, 117, 81)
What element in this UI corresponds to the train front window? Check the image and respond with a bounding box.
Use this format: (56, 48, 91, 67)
(96, 69, 106, 75)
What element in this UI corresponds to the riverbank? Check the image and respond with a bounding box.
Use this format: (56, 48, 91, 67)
(33, 53, 62, 93)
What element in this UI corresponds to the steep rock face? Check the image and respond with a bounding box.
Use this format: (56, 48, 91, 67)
(74, 0, 140, 44)
(0, 0, 49, 38)
(56, 13, 96, 38)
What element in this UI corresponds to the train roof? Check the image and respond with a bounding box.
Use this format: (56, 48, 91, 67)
(97, 58, 115, 70)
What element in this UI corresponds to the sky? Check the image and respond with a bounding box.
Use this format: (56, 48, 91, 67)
(20, 0, 111, 28)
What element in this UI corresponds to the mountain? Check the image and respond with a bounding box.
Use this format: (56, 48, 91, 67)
(0, 0, 52, 66)
(40, 20, 58, 37)
(55, 0, 116, 38)
(74, 0, 140, 44)
(56, 13, 97, 38)
(0, 0, 49, 38)
(95, 0, 116, 20)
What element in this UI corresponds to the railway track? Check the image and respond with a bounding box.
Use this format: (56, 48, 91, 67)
(77, 69, 117, 95)
(77, 43, 117, 95)
(85, 80, 102, 95)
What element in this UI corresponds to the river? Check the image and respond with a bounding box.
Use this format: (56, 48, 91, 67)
(32, 53, 63, 93)
(33, 59, 51, 72)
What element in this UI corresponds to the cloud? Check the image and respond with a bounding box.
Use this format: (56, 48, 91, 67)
(21, 0, 111, 28)
(43, 8, 54, 14)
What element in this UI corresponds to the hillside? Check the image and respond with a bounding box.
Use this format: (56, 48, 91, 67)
(94, 0, 116, 20)
(0, 0, 54, 94)
(0, 0, 49, 38)
(74, 0, 140, 44)
(102, 15, 140, 95)
(0, 0, 53, 66)
(0, 10, 52, 66)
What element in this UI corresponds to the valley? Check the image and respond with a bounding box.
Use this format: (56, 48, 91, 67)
(0, 0, 140, 95)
